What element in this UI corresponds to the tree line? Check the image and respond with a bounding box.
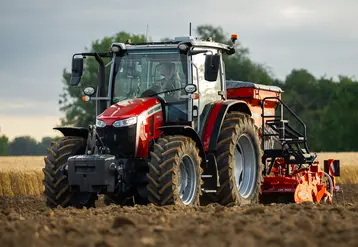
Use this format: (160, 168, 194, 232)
(0, 135, 59, 156)
(2, 24, 357, 155)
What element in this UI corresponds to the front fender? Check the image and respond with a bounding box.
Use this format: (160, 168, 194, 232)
(54, 127, 89, 139)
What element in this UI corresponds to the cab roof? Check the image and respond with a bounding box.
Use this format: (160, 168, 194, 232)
(111, 36, 233, 52)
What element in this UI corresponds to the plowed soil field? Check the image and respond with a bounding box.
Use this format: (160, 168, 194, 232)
(1, 184, 358, 247)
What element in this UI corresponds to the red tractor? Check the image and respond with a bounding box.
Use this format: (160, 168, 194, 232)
(42, 34, 340, 208)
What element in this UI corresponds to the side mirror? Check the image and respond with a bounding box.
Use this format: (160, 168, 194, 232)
(204, 54, 220, 82)
(70, 57, 83, 85)
(83, 86, 96, 96)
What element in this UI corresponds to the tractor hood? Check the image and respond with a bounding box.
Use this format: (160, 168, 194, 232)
(97, 98, 162, 126)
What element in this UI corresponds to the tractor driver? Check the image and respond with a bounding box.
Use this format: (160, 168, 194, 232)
(154, 62, 187, 122)
(157, 62, 182, 101)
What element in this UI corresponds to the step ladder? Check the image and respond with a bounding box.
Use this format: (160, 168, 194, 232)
(260, 97, 317, 175)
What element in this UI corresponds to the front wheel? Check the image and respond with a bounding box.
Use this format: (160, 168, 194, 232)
(215, 112, 263, 206)
(146, 135, 203, 206)
(42, 136, 97, 208)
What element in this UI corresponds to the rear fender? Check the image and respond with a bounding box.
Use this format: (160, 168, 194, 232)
(202, 100, 252, 153)
(54, 127, 89, 139)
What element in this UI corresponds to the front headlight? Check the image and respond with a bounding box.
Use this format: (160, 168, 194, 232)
(113, 117, 137, 127)
(96, 119, 107, 128)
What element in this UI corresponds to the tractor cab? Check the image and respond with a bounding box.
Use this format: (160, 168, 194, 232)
(73, 36, 235, 137)
(110, 41, 194, 126)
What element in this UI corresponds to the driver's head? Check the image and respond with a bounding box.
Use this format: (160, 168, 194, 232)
(159, 62, 175, 79)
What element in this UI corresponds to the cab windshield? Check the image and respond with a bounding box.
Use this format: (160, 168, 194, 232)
(112, 48, 188, 104)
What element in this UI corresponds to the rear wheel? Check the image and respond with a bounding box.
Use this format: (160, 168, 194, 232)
(42, 136, 97, 208)
(215, 112, 263, 206)
(146, 135, 203, 206)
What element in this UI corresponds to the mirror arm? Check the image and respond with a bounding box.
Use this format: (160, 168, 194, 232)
(94, 53, 107, 113)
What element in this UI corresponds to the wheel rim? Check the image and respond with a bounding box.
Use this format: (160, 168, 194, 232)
(234, 134, 257, 199)
(178, 155, 197, 205)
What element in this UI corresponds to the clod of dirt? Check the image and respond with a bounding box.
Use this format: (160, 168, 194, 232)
(159, 216, 166, 223)
(244, 205, 265, 215)
(152, 225, 165, 232)
(7, 212, 25, 221)
(43, 225, 50, 232)
(246, 226, 266, 239)
(4, 225, 16, 233)
(265, 236, 285, 247)
(140, 237, 156, 246)
(111, 216, 136, 228)
(95, 240, 114, 247)
(1, 209, 11, 216)
(294, 216, 313, 231)
(285, 236, 311, 247)
(63, 224, 79, 234)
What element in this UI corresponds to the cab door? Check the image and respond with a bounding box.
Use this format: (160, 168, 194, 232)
(190, 48, 224, 136)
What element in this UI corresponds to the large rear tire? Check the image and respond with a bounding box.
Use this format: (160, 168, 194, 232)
(146, 135, 203, 206)
(42, 136, 97, 208)
(215, 112, 263, 206)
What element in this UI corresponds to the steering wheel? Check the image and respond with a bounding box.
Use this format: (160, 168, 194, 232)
(164, 83, 176, 98)
(140, 84, 167, 102)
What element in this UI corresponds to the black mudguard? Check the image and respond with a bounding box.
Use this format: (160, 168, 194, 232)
(54, 127, 89, 139)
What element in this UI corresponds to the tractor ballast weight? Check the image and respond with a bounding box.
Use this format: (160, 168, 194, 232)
(42, 34, 340, 208)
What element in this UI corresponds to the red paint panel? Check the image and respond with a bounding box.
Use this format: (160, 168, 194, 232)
(261, 176, 298, 193)
(202, 101, 224, 152)
(98, 98, 161, 125)
(227, 87, 280, 107)
(250, 106, 275, 128)
(136, 111, 163, 158)
(226, 85, 281, 128)
(226, 88, 280, 111)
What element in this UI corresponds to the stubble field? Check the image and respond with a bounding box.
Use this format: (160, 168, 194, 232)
(0, 153, 358, 247)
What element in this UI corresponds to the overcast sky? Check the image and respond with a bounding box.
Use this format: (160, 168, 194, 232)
(1, 0, 357, 141)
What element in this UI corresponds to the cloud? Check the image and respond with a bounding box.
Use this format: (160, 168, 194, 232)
(0, 0, 357, 123)
(280, 6, 316, 19)
(0, 100, 61, 117)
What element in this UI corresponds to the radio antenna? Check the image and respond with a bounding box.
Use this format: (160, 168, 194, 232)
(189, 22, 192, 36)
(145, 24, 149, 41)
